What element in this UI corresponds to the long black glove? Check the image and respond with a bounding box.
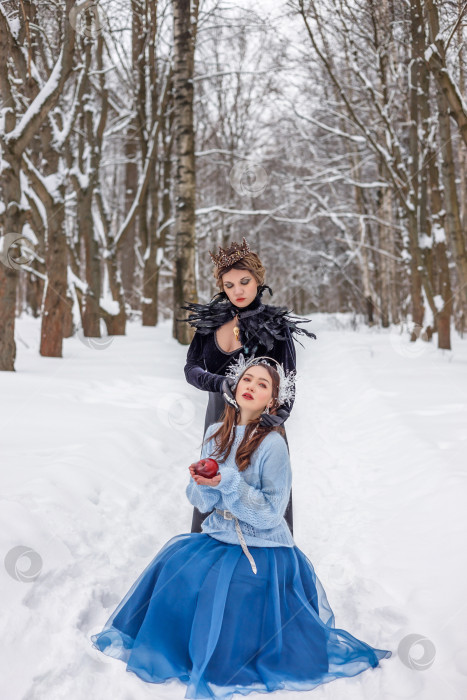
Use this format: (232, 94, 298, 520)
(259, 406, 290, 428)
(221, 377, 238, 410)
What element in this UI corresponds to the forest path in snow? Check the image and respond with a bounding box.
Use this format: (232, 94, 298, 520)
(1, 315, 465, 700)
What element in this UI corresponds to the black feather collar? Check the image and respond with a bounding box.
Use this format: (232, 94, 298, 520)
(177, 285, 316, 354)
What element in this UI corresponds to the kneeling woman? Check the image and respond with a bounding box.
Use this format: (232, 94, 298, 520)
(90, 355, 392, 699)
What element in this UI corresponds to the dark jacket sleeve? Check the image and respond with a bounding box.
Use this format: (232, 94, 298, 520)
(184, 331, 225, 393)
(277, 325, 297, 417)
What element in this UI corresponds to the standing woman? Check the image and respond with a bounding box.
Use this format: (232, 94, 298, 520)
(177, 237, 316, 536)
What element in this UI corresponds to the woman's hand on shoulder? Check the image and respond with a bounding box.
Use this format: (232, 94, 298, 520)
(189, 464, 222, 487)
(259, 407, 290, 428)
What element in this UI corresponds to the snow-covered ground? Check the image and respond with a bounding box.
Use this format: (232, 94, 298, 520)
(1, 313, 466, 700)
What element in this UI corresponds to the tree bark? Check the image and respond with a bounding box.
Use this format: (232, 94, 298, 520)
(425, 0, 467, 148)
(172, 0, 199, 344)
(416, 0, 452, 347)
(0, 0, 76, 369)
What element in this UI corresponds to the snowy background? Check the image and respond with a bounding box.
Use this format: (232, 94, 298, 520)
(1, 315, 466, 700)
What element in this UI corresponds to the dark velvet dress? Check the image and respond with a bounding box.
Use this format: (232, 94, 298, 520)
(181, 285, 316, 536)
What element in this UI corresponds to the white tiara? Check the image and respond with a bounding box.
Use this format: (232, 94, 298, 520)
(224, 353, 296, 407)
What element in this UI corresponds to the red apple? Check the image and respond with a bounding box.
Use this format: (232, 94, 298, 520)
(193, 458, 219, 478)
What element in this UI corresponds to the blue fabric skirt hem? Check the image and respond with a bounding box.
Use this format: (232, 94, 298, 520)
(90, 532, 391, 699)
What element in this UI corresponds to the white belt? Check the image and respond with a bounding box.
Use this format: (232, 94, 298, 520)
(215, 508, 257, 574)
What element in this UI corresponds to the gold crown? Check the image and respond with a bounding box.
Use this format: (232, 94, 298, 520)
(209, 237, 251, 269)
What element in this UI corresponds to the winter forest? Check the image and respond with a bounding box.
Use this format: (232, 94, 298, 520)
(1, 2, 467, 699)
(1, 0, 467, 370)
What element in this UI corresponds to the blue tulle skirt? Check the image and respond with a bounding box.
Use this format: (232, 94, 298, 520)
(90, 532, 391, 698)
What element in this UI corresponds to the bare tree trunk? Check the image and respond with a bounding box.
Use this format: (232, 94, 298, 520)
(434, 85, 464, 322)
(143, 91, 174, 328)
(18, 0, 45, 321)
(40, 192, 68, 356)
(356, 196, 375, 325)
(80, 187, 101, 336)
(142, 0, 162, 326)
(378, 0, 398, 327)
(122, 124, 138, 307)
(339, 31, 377, 326)
(425, 0, 467, 148)
(0, 93, 20, 370)
(406, 0, 425, 337)
(457, 0, 467, 235)
(424, 0, 467, 315)
(22, 56, 71, 356)
(0, 253, 18, 371)
(172, 0, 199, 343)
(0, 0, 76, 369)
(76, 32, 101, 337)
(22, 141, 69, 357)
(415, 0, 452, 348)
(142, 160, 159, 325)
(90, 31, 126, 336)
(66, 28, 113, 339)
(376, 174, 393, 328)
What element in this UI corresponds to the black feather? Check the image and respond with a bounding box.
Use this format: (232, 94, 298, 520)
(176, 284, 317, 351)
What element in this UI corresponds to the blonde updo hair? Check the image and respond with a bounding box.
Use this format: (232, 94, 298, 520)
(213, 250, 266, 294)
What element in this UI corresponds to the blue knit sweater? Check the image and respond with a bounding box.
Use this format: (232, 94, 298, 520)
(186, 422, 295, 548)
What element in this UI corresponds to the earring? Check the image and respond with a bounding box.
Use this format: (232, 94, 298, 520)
(264, 405, 270, 414)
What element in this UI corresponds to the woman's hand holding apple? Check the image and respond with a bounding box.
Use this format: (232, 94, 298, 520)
(189, 462, 222, 487)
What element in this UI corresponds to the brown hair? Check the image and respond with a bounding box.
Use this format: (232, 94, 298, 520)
(202, 363, 284, 472)
(213, 250, 266, 294)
